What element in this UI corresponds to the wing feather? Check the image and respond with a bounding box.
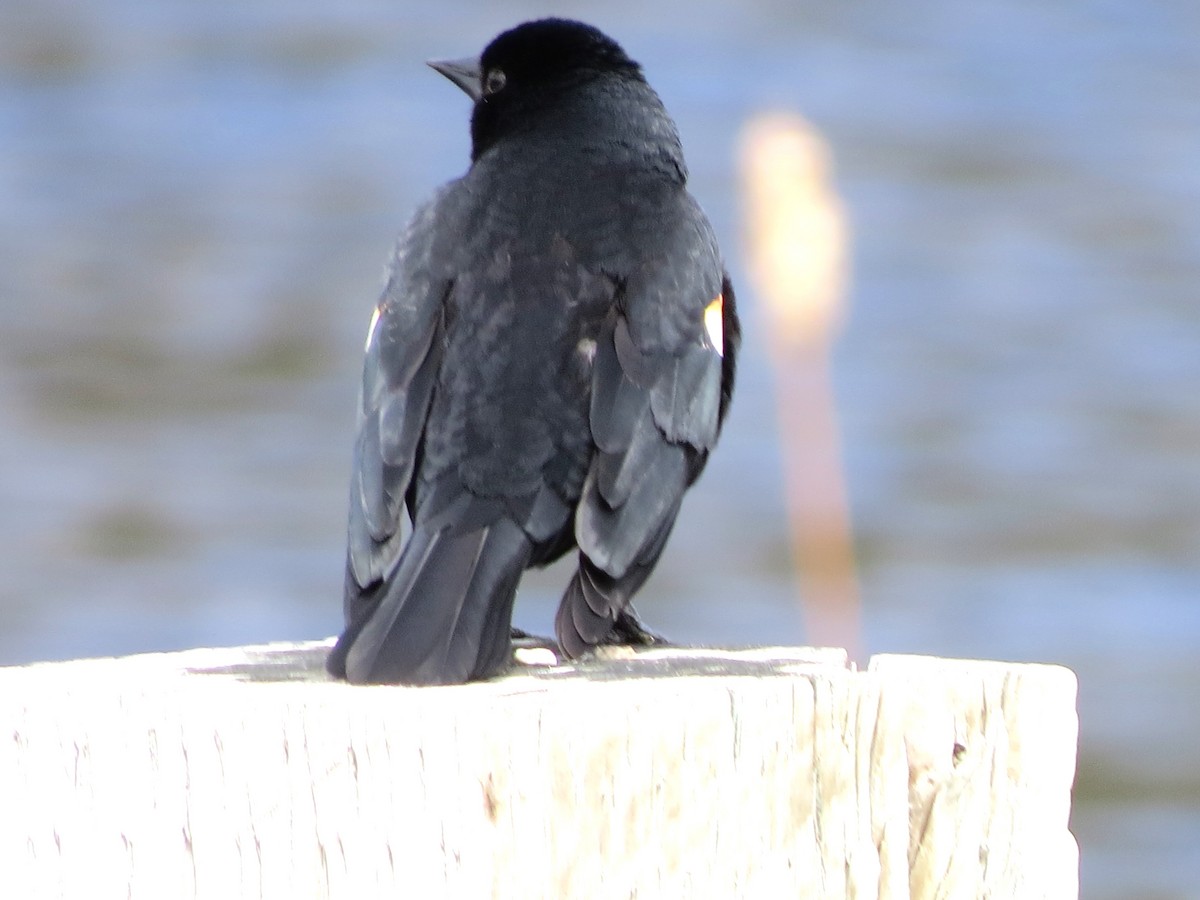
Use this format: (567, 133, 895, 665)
(559, 192, 738, 656)
(344, 193, 452, 593)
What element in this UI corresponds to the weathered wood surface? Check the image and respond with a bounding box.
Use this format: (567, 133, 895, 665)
(0, 642, 1078, 899)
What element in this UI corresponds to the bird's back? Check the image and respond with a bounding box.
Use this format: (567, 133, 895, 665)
(415, 92, 707, 527)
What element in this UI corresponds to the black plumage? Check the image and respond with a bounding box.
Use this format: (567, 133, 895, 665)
(327, 18, 740, 685)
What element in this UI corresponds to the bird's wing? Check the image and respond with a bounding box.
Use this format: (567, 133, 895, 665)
(345, 192, 453, 598)
(560, 195, 738, 652)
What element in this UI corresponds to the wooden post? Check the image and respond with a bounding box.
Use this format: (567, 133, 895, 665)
(1, 642, 1077, 898)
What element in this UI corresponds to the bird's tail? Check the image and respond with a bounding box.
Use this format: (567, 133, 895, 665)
(330, 518, 532, 685)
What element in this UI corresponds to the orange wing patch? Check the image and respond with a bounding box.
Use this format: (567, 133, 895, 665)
(703, 294, 724, 356)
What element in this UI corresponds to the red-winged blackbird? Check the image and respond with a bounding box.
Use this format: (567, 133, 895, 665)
(327, 18, 740, 685)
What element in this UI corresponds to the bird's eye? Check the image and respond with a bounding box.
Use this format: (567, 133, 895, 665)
(482, 68, 507, 96)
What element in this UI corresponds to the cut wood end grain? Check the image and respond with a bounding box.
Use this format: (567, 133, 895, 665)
(0, 642, 1078, 899)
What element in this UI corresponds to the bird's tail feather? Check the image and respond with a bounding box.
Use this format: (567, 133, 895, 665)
(555, 511, 675, 659)
(335, 518, 531, 685)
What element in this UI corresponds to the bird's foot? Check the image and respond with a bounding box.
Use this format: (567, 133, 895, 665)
(509, 609, 669, 669)
(602, 607, 671, 648)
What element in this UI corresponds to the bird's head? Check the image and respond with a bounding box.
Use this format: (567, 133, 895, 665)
(428, 19, 646, 160)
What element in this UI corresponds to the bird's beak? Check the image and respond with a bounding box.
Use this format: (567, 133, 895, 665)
(427, 57, 483, 102)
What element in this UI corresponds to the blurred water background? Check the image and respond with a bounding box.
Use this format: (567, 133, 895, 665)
(2, 0, 1197, 895)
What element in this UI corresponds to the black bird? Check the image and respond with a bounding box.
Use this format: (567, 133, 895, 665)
(327, 18, 740, 685)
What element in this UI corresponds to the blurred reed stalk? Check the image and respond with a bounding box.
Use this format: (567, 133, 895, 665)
(739, 112, 862, 663)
